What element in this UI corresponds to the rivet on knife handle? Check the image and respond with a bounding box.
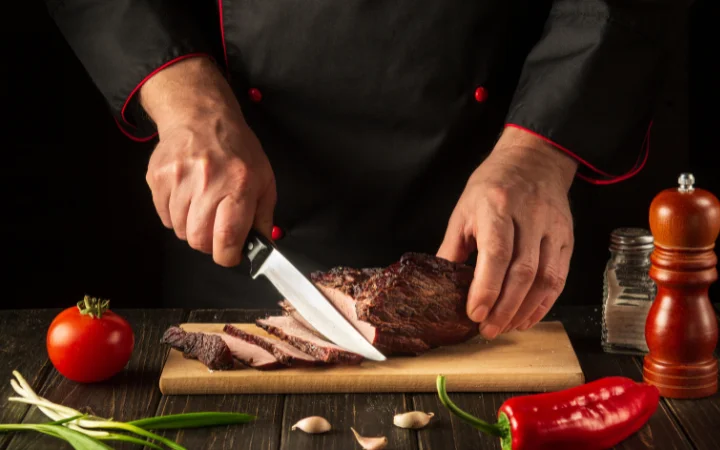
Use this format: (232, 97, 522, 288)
(244, 229, 275, 278)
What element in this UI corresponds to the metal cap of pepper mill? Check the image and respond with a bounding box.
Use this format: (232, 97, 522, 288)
(609, 228, 654, 253)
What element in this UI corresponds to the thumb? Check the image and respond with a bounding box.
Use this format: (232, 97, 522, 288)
(437, 214, 474, 263)
(253, 181, 278, 239)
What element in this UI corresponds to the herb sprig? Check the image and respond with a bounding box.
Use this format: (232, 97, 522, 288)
(1, 371, 255, 449)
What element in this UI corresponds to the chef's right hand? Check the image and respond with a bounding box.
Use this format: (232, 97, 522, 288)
(139, 56, 277, 267)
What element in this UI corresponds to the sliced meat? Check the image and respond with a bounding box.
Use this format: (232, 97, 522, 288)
(223, 324, 322, 367)
(214, 332, 284, 370)
(161, 326, 235, 371)
(278, 300, 326, 339)
(257, 316, 364, 365)
(309, 252, 478, 355)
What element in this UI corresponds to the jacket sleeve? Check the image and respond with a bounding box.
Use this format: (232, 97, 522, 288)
(44, 0, 224, 142)
(504, 0, 690, 184)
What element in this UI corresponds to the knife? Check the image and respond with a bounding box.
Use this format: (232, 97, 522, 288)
(241, 229, 387, 362)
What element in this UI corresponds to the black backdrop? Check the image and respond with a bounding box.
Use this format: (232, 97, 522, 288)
(1, 0, 717, 310)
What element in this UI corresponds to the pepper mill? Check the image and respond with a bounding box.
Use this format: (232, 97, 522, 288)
(643, 173, 720, 398)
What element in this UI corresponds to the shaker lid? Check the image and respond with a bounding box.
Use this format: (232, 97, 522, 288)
(610, 228, 654, 251)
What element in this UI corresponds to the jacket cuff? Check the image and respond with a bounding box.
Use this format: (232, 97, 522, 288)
(503, 122, 651, 185)
(113, 53, 215, 142)
(503, 1, 678, 184)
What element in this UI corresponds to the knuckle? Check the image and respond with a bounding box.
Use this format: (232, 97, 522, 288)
(540, 268, 567, 294)
(215, 226, 240, 247)
(193, 155, 214, 186)
(489, 305, 516, 325)
(228, 166, 254, 194)
(510, 261, 537, 285)
(555, 212, 573, 232)
(486, 185, 511, 214)
(164, 161, 184, 184)
(485, 240, 513, 262)
(186, 230, 212, 253)
(229, 163, 251, 182)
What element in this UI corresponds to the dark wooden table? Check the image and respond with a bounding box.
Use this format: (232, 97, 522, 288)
(0, 306, 718, 450)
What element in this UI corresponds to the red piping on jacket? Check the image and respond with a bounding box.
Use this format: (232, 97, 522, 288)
(114, 52, 211, 141)
(113, 117, 158, 142)
(504, 122, 652, 185)
(218, 0, 230, 78)
(119, 52, 210, 128)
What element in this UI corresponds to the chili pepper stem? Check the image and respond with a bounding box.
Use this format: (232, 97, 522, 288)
(436, 375, 513, 450)
(77, 295, 111, 319)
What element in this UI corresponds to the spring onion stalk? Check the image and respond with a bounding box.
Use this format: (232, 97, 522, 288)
(5, 370, 256, 449)
(9, 372, 110, 437)
(128, 412, 256, 429)
(0, 423, 113, 450)
(43, 416, 165, 449)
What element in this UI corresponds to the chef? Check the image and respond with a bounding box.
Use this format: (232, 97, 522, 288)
(45, 0, 685, 340)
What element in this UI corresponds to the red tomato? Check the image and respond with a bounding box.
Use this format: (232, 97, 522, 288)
(47, 296, 135, 383)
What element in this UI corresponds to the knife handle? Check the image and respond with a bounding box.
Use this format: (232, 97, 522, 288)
(244, 229, 276, 278)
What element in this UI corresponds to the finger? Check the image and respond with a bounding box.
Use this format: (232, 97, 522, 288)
(213, 194, 256, 267)
(518, 243, 572, 330)
(146, 169, 173, 228)
(479, 218, 542, 340)
(506, 236, 564, 331)
(185, 193, 222, 254)
(466, 214, 514, 323)
(149, 188, 173, 229)
(253, 182, 277, 239)
(168, 183, 192, 240)
(437, 212, 474, 263)
(519, 296, 554, 331)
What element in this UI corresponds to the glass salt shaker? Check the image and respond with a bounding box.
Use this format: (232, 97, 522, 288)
(601, 228, 657, 355)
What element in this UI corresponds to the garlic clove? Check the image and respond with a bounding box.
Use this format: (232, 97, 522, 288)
(291, 416, 332, 434)
(350, 427, 388, 450)
(393, 411, 435, 429)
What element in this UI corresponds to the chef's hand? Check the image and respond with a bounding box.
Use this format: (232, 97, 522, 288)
(139, 56, 277, 267)
(437, 126, 578, 340)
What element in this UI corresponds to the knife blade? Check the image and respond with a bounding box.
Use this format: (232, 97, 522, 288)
(242, 229, 387, 362)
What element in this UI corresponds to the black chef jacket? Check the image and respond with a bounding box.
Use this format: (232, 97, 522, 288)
(45, 0, 688, 308)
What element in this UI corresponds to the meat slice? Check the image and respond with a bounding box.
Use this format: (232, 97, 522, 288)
(278, 300, 326, 339)
(161, 326, 235, 371)
(223, 324, 322, 367)
(309, 252, 478, 355)
(215, 332, 284, 370)
(161, 326, 284, 370)
(257, 316, 364, 365)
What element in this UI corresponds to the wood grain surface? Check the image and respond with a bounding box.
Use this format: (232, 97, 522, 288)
(159, 321, 584, 395)
(0, 306, 716, 450)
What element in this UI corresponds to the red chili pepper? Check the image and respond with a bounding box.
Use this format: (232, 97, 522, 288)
(436, 375, 659, 450)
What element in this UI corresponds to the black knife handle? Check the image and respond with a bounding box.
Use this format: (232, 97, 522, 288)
(244, 229, 276, 277)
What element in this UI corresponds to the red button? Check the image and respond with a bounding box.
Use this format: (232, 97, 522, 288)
(474, 86, 488, 103)
(271, 226, 284, 240)
(249, 88, 263, 103)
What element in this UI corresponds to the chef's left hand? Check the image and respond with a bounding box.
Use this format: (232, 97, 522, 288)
(437, 126, 578, 340)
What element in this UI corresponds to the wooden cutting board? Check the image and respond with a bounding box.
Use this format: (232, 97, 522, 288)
(159, 322, 584, 394)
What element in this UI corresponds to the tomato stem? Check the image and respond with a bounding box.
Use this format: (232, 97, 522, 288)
(77, 295, 111, 319)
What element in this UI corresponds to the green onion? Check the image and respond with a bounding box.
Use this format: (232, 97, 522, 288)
(80, 421, 186, 450)
(3, 370, 257, 449)
(129, 412, 256, 430)
(0, 423, 112, 450)
(99, 433, 164, 449)
(47, 414, 89, 426)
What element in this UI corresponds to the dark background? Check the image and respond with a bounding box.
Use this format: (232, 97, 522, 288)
(1, 1, 717, 310)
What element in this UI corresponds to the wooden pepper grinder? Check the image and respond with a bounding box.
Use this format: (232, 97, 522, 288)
(643, 173, 720, 398)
